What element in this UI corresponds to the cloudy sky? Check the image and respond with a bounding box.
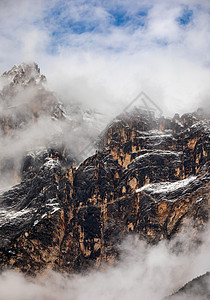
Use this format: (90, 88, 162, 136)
(0, 0, 210, 115)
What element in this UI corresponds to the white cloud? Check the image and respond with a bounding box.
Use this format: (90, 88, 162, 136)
(21, 29, 49, 61)
(0, 0, 210, 116)
(0, 2, 209, 297)
(0, 223, 209, 300)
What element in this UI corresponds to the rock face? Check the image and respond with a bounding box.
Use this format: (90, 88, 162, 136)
(0, 63, 104, 189)
(0, 104, 209, 275)
(168, 272, 210, 299)
(0, 62, 59, 132)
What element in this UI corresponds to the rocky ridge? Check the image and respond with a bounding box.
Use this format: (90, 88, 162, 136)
(0, 63, 104, 188)
(167, 272, 210, 299)
(0, 63, 209, 276)
(0, 106, 209, 274)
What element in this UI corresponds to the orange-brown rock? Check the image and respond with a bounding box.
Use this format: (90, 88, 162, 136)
(0, 109, 209, 275)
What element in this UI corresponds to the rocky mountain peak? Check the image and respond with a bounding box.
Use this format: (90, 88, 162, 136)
(2, 62, 46, 86)
(0, 103, 209, 275)
(0, 63, 209, 291)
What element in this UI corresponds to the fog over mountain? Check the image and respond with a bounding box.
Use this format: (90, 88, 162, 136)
(0, 62, 109, 189)
(0, 223, 209, 300)
(0, 62, 208, 298)
(0, 1, 209, 300)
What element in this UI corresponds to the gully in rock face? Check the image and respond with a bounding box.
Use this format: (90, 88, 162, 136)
(0, 64, 209, 277)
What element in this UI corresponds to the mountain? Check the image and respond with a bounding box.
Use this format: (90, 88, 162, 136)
(0, 62, 57, 127)
(167, 272, 210, 299)
(0, 63, 209, 279)
(0, 63, 105, 189)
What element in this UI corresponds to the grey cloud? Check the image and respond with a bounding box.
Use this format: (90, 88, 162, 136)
(0, 222, 209, 300)
(0, 1, 210, 117)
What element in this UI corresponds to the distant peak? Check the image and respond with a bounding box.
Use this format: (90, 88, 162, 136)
(2, 62, 46, 86)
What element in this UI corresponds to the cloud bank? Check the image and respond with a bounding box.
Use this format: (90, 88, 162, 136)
(0, 223, 209, 300)
(0, 0, 209, 116)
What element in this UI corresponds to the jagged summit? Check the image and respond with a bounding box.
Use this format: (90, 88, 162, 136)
(0, 62, 59, 133)
(2, 62, 46, 86)
(0, 63, 108, 189)
(0, 62, 209, 282)
(0, 106, 209, 275)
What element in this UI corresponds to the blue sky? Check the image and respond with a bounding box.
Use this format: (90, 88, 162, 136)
(1, 0, 207, 57)
(40, 1, 198, 54)
(0, 0, 210, 115)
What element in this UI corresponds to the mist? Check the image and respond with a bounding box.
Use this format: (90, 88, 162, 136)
(0, 105, 103, 189)
(0, 1, 209, 298)
(0, 222, 209, 300)
(0, 0, 210, 117)
(44, 51, 210, 118)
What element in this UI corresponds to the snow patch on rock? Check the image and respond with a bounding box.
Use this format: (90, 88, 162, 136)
(136, 176, 197, 194)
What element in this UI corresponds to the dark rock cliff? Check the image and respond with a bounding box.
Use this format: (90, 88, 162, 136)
(0, 106, 209, 275)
